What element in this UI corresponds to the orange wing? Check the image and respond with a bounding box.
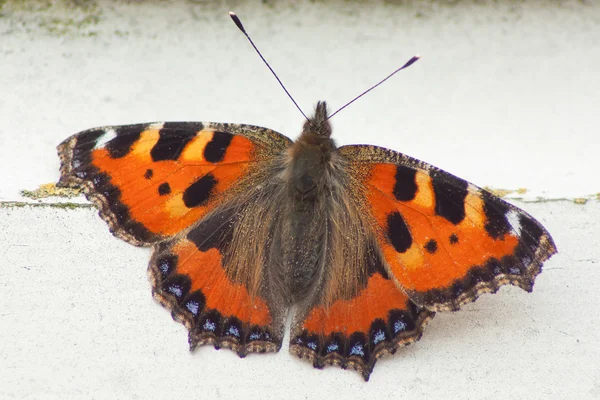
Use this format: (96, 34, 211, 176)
(290, 242, 433, 381)
(339, 145, 557, 312)
(58, 121, 291, 246)
(58, 121, 292, 355)
(149, 205, 286, 355)
(291, 144, 555, 380)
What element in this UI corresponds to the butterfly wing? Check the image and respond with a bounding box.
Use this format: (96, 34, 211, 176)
(287, 151, 434, 381)
(339, 144, 557, 312)
(149, 187, 290, 355)
(289, 240, 434, 381)
(58, 121, 293, 354)
(58, 121, 291, 246)
(290, 143, 556, 380)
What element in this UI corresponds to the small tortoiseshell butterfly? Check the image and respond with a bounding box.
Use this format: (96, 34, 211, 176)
(57, 13, 556, 381)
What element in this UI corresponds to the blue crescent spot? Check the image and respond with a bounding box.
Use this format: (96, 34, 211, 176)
(168, 285, 183, 297)
(228, 325, 240, 337)
(394, 320, 407, 333)
(203, 320, 216, 331)
(159, 261, 169, 274)
(326, 343, 339, 353)
(349, 343, 364, 357)
(186, 301, 199, 315)
(373, 330, 386, 345)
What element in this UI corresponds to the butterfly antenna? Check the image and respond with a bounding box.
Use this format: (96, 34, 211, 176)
(327, 55, 421, 120)
(230, 11, 309, 122)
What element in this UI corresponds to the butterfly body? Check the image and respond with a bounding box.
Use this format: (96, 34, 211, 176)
(283, 102, 348, 300)
(58, 100, 556, 381)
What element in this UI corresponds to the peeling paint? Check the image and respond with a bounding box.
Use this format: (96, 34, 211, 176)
(20, 183, 81, 200)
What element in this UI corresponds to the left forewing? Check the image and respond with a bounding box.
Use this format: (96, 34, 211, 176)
(338, 144, 557, 312)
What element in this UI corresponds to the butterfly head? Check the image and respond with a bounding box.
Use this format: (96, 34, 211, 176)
(302, 101, 332, 138)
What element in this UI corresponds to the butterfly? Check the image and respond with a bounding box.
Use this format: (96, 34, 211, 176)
(56, 14, 556, 381)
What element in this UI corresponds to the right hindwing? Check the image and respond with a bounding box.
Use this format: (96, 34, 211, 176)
(149, 155, 292, 356)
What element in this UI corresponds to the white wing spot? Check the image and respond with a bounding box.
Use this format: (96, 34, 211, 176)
(148, 122, 165, 130)
(95, 128, 117, 148)
(506, 210, 523, 237)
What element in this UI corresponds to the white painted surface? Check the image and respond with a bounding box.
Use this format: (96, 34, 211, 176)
(0, 1, 598, 399)
(1, 201, 597, 399)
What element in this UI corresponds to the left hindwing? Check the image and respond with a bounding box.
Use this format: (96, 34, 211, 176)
(339, 144, 557, 312)
(58, 121, 292, 246)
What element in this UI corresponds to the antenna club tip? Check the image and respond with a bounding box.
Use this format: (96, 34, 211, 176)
(415, 54, 421, 59)
(229, 11, 246, 33)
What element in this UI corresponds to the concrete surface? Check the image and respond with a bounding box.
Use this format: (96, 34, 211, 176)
(0, 1, 598, 399)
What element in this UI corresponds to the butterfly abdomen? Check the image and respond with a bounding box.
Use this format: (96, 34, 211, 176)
(278, 134, 335, 301)
(280, 127, 376, 307)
